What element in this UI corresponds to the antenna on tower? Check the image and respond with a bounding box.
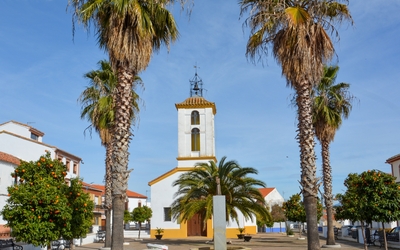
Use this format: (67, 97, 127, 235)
(190, 64, 203, 97)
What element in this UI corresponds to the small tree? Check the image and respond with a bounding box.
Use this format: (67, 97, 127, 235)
(270, 204, 286, 232)
(131, 206, 152, 239)
(336, 170, 400, 250)
(1, 153, 93, 249)
(283, 194, 323, 237)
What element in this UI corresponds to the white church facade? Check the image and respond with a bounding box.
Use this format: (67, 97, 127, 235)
(148, 72, 257, 239)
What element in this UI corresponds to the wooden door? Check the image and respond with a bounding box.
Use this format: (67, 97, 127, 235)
(187, 213, 206, 236)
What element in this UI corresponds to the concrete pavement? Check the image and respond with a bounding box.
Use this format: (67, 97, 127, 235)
(73, 232, 399, 250)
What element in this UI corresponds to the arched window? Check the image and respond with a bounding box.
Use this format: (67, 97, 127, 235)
(191, 128, 200, 151)
(191, 111, 200, 125)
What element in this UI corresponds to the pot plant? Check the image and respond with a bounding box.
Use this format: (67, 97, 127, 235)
(243, 234, 252, 242)
(155, 227, 164, 240)
(237, 227, 245, 239)
(287, 228, 294, 237)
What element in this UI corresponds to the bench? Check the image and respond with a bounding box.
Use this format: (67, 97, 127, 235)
(0, 239, 23, 250)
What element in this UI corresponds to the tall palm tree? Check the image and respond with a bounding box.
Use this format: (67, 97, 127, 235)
(78, 60, 142, 247)
(171, 156, 271, 230)
(239, 1, 352, 248)
(69, 1, 179, 248)
(312, 65, 354, 245)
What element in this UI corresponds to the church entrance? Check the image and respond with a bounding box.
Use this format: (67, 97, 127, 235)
(187, 212, 206, 236)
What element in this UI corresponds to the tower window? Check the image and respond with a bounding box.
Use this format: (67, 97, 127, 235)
(191, 128, 200, 151)
(191, 111, 200, 125)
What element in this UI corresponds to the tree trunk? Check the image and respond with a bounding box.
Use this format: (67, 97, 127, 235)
(295, 81, 320, 250)
(138, 222, 141, 239)
(382, 222, 388, 250)
(360, 222, 367, 250)
(321, 140, 335, 245)
(105, 143, 113, 248)
(111, 65, 134, 250)
(105, 209, 112, 247)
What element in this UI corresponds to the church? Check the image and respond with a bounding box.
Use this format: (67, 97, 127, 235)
(148, 72, 257, 239)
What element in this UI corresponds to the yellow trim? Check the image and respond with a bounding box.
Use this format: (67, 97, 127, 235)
(151, 224, 258, 239)
(226, 226, 257, 238)
(176, 156, 217, 162)
(148, 167, 194, 186)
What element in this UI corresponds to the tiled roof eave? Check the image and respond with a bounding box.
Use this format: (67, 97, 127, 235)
(386, 153, 400, 164)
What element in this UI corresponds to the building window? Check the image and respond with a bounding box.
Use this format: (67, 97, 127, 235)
(164, 207, 172, 222)
(30, 133, 38, 141)
(73, 163, 77, 174)
(191, 128, 200, 151)
(65, 159, 70, 171)
(191, 111, 200, 125)
(138, 201, 142, 207)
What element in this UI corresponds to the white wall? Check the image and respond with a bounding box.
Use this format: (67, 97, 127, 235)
(151, 172, 182, 230)
(389, 158, 400, 183)
(0, 133, 55, 162)
(265, 188, 284, 211)
(0, 160, 17, 224)
(127, 197, 148, 212)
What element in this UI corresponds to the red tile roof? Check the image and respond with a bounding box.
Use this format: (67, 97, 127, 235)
(82, 182, 147, 198)
(259, 187, 275, 197)
(0, 151, 20, 165)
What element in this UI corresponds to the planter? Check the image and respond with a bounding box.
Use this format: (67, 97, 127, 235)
(243, 236, 252, 242)
(237, 234, 244, 239)
(155, 235, 163, 240)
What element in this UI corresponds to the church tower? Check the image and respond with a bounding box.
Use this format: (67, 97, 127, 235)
(175, 71, 217, 167)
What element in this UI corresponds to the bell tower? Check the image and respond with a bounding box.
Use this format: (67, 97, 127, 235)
(175, 70, 217, 167)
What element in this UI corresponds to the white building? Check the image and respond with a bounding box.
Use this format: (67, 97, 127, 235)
(0, 120, 82, 236)
(259, 187, 285, 233)
(148, 72, 257, 239)
(0, 121, 81, 181)
(386, 153, 400, 183)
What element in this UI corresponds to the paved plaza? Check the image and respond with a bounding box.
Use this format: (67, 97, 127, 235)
(73, 232, 400, 250)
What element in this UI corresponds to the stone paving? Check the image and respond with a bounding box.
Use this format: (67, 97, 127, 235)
(73, 232, 400, 250)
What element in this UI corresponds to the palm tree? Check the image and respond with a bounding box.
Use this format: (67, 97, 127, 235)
(171, 156, 271, 230)
(78, 60, 142, 247)
(239, 1, 352, 248)
(69, 1, 179, 248)
(312, 65, 354, 245)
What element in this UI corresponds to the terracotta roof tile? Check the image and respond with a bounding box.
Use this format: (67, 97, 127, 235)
(82, 182, 146, 198)
(386, 153, 400, 163)
(0, 151, 20, 165)
(175, 96, 216, 114)
(259, 187, 275, 197)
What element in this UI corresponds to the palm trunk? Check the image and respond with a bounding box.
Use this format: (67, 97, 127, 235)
(105, 142, 113, 247)
(295, 81, 320, 250)
(321, 139, 335, 245)
(111, 65, 134, 250)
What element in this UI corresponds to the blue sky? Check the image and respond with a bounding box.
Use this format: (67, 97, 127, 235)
(1, 0, 399, 202)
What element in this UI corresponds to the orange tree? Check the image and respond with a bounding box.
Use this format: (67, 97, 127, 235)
(131, 206, 152, 239)
(283, 194, 323, 235)
(1, 152, 93, 248)
(335, 170, 400, 250)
